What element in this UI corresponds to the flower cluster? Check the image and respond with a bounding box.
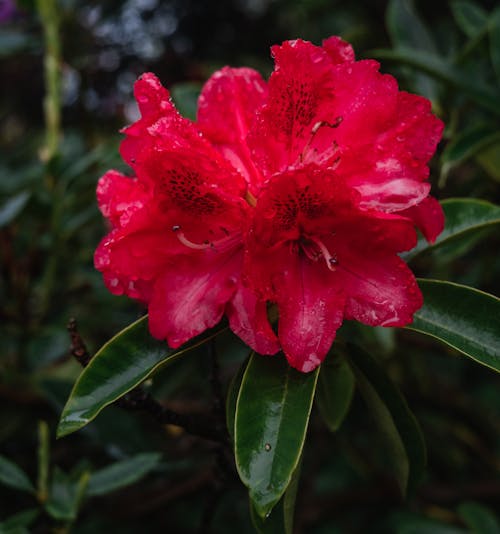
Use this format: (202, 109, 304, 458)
(95, 36, 444, 372)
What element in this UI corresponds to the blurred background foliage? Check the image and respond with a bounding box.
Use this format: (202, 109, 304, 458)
(1, 0, 500, 532)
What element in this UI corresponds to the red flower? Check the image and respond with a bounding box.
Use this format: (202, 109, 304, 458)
(95, 36, 444, 372)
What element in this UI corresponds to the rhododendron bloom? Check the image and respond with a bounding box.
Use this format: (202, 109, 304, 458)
(95, 36, 444, 372)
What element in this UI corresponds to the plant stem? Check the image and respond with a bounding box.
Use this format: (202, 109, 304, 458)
(37, 0, 61, 169)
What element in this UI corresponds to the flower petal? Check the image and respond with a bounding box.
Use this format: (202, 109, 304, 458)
(337, 250, 423, 327)
(197, 67, 267, 191)
(148, 248, 241, 348)
(226, 285, 280, 355)
(398, 195, 445, 243)
(273, 250, 345, 372)
(96, 170, 151, 229)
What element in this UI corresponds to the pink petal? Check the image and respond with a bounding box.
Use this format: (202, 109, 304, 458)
(226, 285, 280, 355)
(273, 250, 345, 372)
(398, 195, 444, 243)
(197, 67, 267, 191)
(322, 35, 355, 64)
(96, 170, 151, 229)
(337, 249, 423, 327)
(148, 248, 241, 348)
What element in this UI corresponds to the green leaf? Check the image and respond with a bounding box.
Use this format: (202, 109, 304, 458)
(386, 0, 439, 99)
(347, 344, 426, 496)
(451, 1, 488, 37)
(490, 7, 500, 85)
(225, 357, 248, 443)
(409, 280, 500, 372)
(371, 48, 500, 116)
(405, 198, 500, 261)
(440, 125, 500, 183)
(386, 0, 437, 53)
(0, 455, 35, 494)
(0, 191, 30, 227)
(476, 141, 500, 181)
(457, 501, 500, 533)
(0, 509, 39, 534)
(45, 468, 90, 521)
(235, 354, 318, 518)
(57, 316, 226, 438)
(87, 452, 161, 497)
(249, 461, 301, 534)
(316, 354, 355, 432)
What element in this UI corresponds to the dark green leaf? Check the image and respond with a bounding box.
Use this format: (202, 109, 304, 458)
(0, 191, 30, 227)
(405, 198, 500, 261)
(316, 354, 355, 432)
(87, 453, 162, 497)
(226, 357, 248, 443)
(347, 344, 426, 496)
(451, 1, 488, 37)
(371, 48, 500, 116)
(410, 280, 500, 372)
(386, 0, 439, 100)
(0, 509, 39, 534)
(250, 461, 301, 534)
(45, 468, 89, 521)
(57, 316, 226, 438)
(235, 354, 318, 518)
(0, 455, 35, 494)
(440, 125, 500, 183)
(457, 501, 500, 533)
(490, 7, 500, 85)
(0, 31, 38, 57)
(386, 0, 437, 53)
(476, 141, 500, 181)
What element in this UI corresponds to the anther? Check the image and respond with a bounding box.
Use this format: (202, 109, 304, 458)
(308, 236, 338, 271)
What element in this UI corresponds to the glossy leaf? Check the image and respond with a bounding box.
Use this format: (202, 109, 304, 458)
(440, 125, 500, 183)
(250, 461, 301, 534)
(235, 354, 318, 518)
(87, 452, 161, 497)
(58, 316, 226, 437)
(490, 7, 500, 85)
(347, 344, 426, 496)
(405, 198, 500, 261)
(371, 48, 500, 116)
(451, 0, 488, 37)
(457, 501, 500, 533)
(316, 354, 355, 432)
(410, 280, 500, 373)
(225, 357, 248, 443)
(0, 455, 35, 494)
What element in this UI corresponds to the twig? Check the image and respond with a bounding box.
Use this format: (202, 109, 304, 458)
(67, 318, 91, 366)
(67, 320, 228, 443)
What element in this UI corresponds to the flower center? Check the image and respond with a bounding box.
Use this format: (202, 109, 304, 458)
(299, 235, 338, 271)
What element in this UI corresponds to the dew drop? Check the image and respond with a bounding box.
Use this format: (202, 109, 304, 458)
(264, 443, 272, 451)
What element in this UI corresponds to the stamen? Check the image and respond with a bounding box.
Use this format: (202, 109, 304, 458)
(308, 235, 338, 271)
(172, 225, 236, 251)
(245, 190, 257, 207)
(300, 118, 343, 164)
